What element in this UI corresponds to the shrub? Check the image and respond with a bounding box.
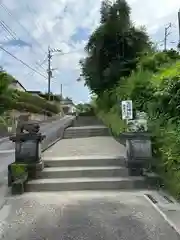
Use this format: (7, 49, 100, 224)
(95, 57, 180, 199)
(10, 101, 53, 117)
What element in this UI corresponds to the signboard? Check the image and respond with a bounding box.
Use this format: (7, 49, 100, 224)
(121, 100, 133, 120)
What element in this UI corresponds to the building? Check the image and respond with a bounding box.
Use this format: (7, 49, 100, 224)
(8, 79, 26, 92)
(61, 99, 76, 114)
(8, 81, 42, 98)
(26, 91, 42, 97)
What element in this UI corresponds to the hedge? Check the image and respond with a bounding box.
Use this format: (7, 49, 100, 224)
(14, 91, 60, 114)
(10, 101, 53, 117)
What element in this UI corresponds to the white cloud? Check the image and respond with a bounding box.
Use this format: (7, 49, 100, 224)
(0, 0, 179, 103)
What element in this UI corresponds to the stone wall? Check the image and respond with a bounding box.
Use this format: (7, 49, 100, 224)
(0, 111, 62, 137)
(9, 110, 49, 122)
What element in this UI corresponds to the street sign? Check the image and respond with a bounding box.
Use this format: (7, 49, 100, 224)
(121, 100, 133, 120)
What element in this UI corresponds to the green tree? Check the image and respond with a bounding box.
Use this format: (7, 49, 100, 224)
(0, 69, 14, 115)
(80, 0, 151, 95)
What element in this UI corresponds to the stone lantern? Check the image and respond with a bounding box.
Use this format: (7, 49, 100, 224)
(121, 111, 152, 176)
(8, 121, 46, 192)
(121, 132, 152, 176)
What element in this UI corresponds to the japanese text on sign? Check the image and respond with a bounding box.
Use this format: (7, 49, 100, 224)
(121, 100, 133, 120)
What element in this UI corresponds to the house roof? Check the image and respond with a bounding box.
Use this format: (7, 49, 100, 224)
(12, 79, 26, 91)
(27, 91, 41, 94)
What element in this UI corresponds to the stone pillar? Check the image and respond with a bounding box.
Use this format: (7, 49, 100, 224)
(8, 122, 45, 194)
(121, 132, 152, 176)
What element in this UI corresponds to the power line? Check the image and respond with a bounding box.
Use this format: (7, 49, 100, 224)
(24, 3, 43, 38)
(0, 45, 47, 79)
(0, 20, 17, 40)
(0, 2, 46, 54)
(0, 19, 47, 72)
(0, 22, 46, 73)
(54, 49, 84, 56)
(0, 3, 46, 70)
(25, 56, 48, 78)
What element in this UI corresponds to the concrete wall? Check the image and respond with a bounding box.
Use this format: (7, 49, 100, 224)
(9, 110, 48, 122)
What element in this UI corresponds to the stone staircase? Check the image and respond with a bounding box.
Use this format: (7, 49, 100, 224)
(26, 155, 146, 192)
(25, 117, 152, 192)
(63, 126, 110, 139)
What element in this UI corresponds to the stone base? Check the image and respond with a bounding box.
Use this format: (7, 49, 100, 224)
(125, 159, 144, 176)
(8, 161, 44, 187)
(144, 172, 163, 189)
(12, 180, 25, 195)
(27, 161, 44, 180)
(128, 167, 143, 176)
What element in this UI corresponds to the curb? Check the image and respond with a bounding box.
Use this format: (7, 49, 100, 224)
(144, 194, 180, 236)
(42, 136, 63, 153)
(0, 150, 15, 154)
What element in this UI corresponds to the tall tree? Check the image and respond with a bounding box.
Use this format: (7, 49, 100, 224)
(80, 0, 152, 95)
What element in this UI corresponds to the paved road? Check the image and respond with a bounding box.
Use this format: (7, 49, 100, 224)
(0, 115, 74, 186)
(0, 191, 179, 239)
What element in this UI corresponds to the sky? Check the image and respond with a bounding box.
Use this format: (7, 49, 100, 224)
(0, 0, 179, 104)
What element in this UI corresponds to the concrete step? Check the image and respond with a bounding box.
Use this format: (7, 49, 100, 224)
(63, 126, 110, 137)
(72, 117, 104, 127)
(63, 130, 110, 138)
(38, 166, 129, 179)
(43, 156, 126, 168)
(66, 126, 108, 130)
(63, 134, 109, 139)
(64, 128, 109, 132)
(26, 176, 146, 192)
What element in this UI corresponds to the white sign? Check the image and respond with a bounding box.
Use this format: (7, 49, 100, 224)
(121, 100, 133, 120)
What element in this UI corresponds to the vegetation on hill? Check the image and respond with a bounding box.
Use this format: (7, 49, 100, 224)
(11, 91, 60, 116)
(0, 69, 60, 117)
(0, 70, 14, 115)
(80, 0, 180, 199)
(94, 52, 180, 198)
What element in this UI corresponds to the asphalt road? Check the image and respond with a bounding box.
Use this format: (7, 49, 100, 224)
(0, 115, 74, 186)
(0, 191, 179, 240)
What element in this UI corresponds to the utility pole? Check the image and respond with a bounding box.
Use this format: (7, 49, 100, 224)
(47, 46, 52, 100)
(164, 23, 172, 51)
(178, 9, 180, 49)
(47, 46, 62, 101)
(60, 83, 63, 99)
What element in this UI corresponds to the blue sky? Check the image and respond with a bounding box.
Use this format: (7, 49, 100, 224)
(0, 0, 179, 104)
